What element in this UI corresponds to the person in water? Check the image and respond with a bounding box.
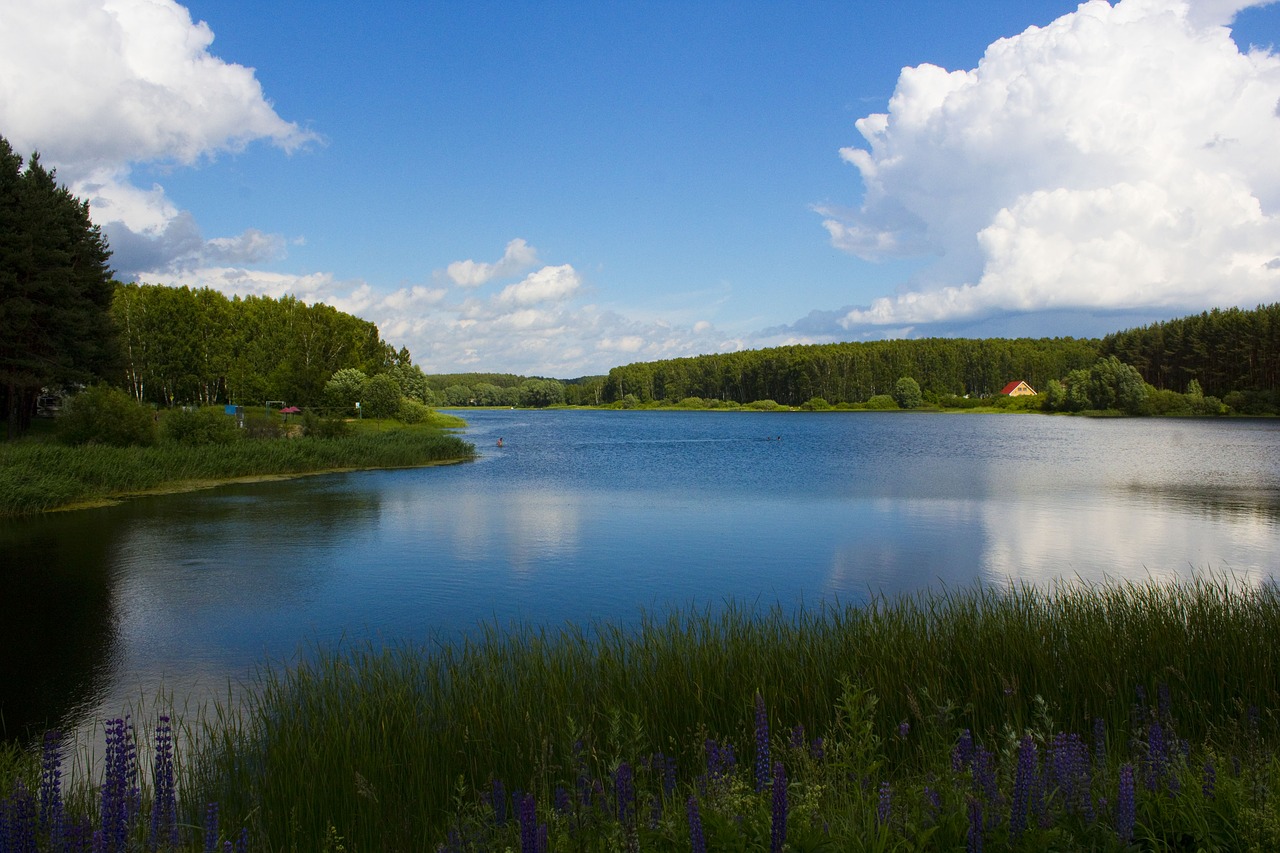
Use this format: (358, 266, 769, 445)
(496, 437, 504, 447)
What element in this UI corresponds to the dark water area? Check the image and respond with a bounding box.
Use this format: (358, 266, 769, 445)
(3, 410, 1279, 742)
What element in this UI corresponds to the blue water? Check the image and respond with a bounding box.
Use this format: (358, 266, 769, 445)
(3, 410, 1279, 739)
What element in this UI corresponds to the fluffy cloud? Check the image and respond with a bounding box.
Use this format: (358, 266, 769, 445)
(445, 239, 540, 287)
(0, 0, 314, 276)
(822, 0, 1280, 332)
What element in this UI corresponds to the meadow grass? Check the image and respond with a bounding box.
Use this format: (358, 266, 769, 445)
(0, 424, 475, 515)
(5, 575, 1280, 850)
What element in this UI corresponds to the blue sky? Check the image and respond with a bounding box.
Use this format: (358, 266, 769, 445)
(2, 1, 1279, 376)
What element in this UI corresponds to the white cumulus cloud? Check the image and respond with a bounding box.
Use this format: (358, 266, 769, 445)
(445, 239, 541, 287)
(0, 0, 315, 277)
(822, 0, 1280, 332)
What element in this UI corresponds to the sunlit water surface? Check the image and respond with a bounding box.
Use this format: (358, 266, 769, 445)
(3, 410, 1279, 741)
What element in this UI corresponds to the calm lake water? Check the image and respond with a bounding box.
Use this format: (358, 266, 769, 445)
(3, 410, 1280, 741)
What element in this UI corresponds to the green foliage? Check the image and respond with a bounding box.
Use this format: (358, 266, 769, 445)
(360, 373, 402, 419)
(324, 368, 367, 412)
(300, 410, 352, 439)
(801, 396, 832, 411)
(1, 427, 473, 514)
(57, 385, 157, 447)
(678, 396, 707, 408)
(1, 136, 117, 439)
(745, 398, 782, 410)
(518, 377, 566, 408)
(441, 384, 472, 406)
(162, 407, 241, 446)
(865, 394, 899, 410)
(396, 398, 431, 424)
(111, 284, 395, 409)
(892, 377, 923, 409)
(179, 575, 1280, 849)
(1102, 303, 1280, 399)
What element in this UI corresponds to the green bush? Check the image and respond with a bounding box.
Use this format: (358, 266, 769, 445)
(892, 377, 922, 409)
(745, 399, 781, 411)
(864, 394, 898, 410)
(57, 385, 157, 447)
(242, 412, 284, 439)
(801, 397, 832, 411)
(361, 373, 403, 419)
(300, 410, 352, 438)
(678, 396, 706, 409)
(397, 399, 431, 424)
(162, 407, 241, 446)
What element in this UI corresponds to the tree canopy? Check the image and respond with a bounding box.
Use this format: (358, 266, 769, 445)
(1, 135, 117, 438)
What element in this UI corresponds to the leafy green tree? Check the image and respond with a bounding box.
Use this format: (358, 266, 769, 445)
(360, 373, 402, 419)
(472, 383, 507, 406)
(397, 398, 431, 424)
(162, 407, 240, 446)
(892, 377, 923, 409)
(1042, 379, 1067, 411)
(865, 394, 899, 410)
(57, 385, 156, 447)
(1, 137, 117, 438)
(518, 378, 565, 408)
(442, 384, 473, 406)
(325, 368, 368, 412)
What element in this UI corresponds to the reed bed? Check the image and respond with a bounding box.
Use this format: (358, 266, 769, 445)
(0, 430, 475, 515)
(5, 575, 1280, 850)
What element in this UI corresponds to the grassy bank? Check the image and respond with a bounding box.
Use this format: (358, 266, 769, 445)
(0, 419, 475, 515)
(7, 575, 1278, 850)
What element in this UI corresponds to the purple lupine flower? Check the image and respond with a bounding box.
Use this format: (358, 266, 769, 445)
(1115, 763, 1136, 843)
(39, 729, 65, 845)
(923, 775, 942, 824)
(3, 779, 38, 853)
(204, 802, 219, 853)
(613, 762, 635, 827)
(653, 752, 677, 799)
(876, 780, 892, 826)
(770, 762, 788, 853)
(235, 826, 248, 853)
(965, 795, 984, 853)
(754, 692, 771, 793)
(704, 739, 736, 786)
(490, 778, 508, 825)
(898, 721, 910, 739)
(809, 737, 825, 763)
(952, 729, 975, 773)
(518, 793, 538, 853)
(1009, 734, 1036, 841)
(1157, 683, 1172, 722)
(686, 796, 706, 853)
(1203, 759, 1217, 800)
(1048, 732, 1092, 816)
(149, 715, 179, 850)
(1146, 720, 1168, 790)
(101, 716, 141, 852)
(1093, 717, 1107, 767)
(970, 745, 998, 804)
(788, 724, 806, 751)
(553, 784, 571, 815)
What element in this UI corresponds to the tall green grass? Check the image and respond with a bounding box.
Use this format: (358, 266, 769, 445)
(0, 428, 475, 515)
(178, 574, 1280, 848)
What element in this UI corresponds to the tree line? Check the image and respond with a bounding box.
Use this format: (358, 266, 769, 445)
(1099, 304, 1280, 411)
(597, 337, 1102, 407)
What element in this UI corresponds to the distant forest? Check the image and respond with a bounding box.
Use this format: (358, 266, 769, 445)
(590, 304, 1280, 409)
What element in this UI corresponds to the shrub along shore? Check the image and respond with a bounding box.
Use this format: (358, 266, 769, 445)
(0, 416, 475, 515)
(4, 575, 1280, 850)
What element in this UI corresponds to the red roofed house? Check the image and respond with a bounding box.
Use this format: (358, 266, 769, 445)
(1000, 380, 1037, 396)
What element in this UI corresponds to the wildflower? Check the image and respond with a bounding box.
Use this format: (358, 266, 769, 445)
(39, 729, 64, 845)
(553, 784, 571, 815)
(150, 715, 179, 850)
(1116, 763, 1136, 843)
(1202, 759, 1216, 800)
(687, 796, 707, 853)
(1146, 720, 1168, 790)
(770, 762, 788, 853)
(789, 724, 806, 751)
(876, 780, 892, 827)
(2, 779, 38, 853)
(971, 745, 998, 804)
(614, 762, 635, 827)
(1093, 717, 1107, 767)
(102, 716, 140, 851)
(518, 793, 540, 853)
(952, 729, 975, 772)
(1048, 732, 1091, 816)
(204, 803, 220, 853)
(898, 720, 910, 739)
(490, 778, 507, 825)
(1009, 734, 1036, 841)
(965, 795, 984, 853)
(755, 692, 771, 792)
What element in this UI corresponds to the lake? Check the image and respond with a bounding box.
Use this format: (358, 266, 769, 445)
(3, 410, 1279, 742)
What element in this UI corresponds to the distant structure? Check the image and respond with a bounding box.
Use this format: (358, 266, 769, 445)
(1000, 380, 1037, 396)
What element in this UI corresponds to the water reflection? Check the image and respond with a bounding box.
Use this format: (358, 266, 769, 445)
(1, 411, 1278, 743)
